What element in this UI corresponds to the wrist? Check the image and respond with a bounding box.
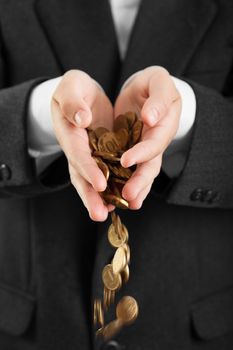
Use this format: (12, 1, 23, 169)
(28, 77, 62, 152)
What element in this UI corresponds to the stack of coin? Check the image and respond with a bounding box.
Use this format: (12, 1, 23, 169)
(88, 112, 142, 340)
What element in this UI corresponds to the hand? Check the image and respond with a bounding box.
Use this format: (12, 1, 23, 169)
(114, 66, 182, 209)
(51, 70, 114, 221)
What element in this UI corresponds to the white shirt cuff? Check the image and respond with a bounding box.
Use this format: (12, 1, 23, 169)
(162, 76, 196, 178)
(28, 77, 63, 173)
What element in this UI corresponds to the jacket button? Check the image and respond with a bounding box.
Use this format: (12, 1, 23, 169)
(203, 189, 218, 203)
(190, 188, 218, 203)
(190, 188, 203, 201)
(101, 340, 124, 350)
(0, 164, 11, 181)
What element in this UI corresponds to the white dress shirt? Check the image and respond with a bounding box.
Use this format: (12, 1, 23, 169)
(28, 0, 196, 177)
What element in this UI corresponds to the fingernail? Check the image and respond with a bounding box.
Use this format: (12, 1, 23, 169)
(121, 159, 134, 168)
(126, 160, 135, 168)
(148, 108, 159, 126)
(74, 110, 85, 126)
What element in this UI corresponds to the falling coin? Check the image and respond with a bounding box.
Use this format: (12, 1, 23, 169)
(108, 224, 128, 248)
(102, 264, 122, 291)
(116, 296, 139, 325)
(121, 265, 130, 284)
(102, 319, 124, 340)
(112, 246, 127, 274)
(102, 194, 129, 210)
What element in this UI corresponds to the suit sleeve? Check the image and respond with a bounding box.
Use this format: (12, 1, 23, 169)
(166, 80, 233, 209)
(0, 38, 70, 198)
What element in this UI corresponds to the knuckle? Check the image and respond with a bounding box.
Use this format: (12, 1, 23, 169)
(146, 65, 170, 77)
(63, 69, 77, 79)
(64, 69, 90, 81)
(154, 66, 170, 78)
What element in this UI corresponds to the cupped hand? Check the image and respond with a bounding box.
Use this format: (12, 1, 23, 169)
(114, 66, 182, 209)
(51, 70, 114, 221)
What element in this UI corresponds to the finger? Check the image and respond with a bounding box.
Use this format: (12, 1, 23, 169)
(107, 204, 116, 212)
(121, 106, 180, 167)
(53, 70, 96, 128)
(53, 107, 107, 192)
(70, 170, 109, 222)
(141, 68, 180, 127)
(122, 157, 162, 201)
(68, 129, 107, 191)
(129, 184, 152, 210)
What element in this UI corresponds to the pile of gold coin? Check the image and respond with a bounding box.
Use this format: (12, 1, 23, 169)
(88, 111, 143, 210)
(89, 112, 142, 340)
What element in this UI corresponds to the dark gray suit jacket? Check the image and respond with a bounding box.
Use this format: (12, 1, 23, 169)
(0, 0, 233, 349)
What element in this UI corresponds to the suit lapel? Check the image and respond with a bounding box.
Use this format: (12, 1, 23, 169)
(118, 0, 218, 87)
(35, 0, 218, 97)
(35, 0, 121, 97)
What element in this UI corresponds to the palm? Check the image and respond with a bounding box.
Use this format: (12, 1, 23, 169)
(113, 84, 178, 209)
(66, 90, 114, 185)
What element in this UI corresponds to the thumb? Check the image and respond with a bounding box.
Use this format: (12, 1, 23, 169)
(141, 96, 167, 127)
(59, 96, 92, 129)
(73, 102, 92, 129)
(141, 68, 179, 127)
(52, 70, 96, 128)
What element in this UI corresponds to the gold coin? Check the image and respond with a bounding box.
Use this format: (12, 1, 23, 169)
(94, 299, 98, 325)
(93, 157, 110, 181)
(98, 300, 104, 327)
(103, 287, 113, 310)
(121, 264, 130, 284)
(111, 177, 126, 185)
(94, 299, 104, 327)
(115, 216, 128, 242)
(98, 132, 120, 153)
(94, 127, 109, 139)
(121, 224, 129, 241)
(112, 247, 127, 274)
(110, 290, 115, 305)
(93, 150, 121, 162)
(131, 119, 143, 145)
(115, 128, 129, 150)
(102, 193, 129, 210)
(113, 114, 129, 132)
(115, 214, 122, 237)
(106, 288, 111, 309)
(111, 211, 117, 226)
(103, 287, 108, 310)
(125, 111, 137, 129)
(116, 296, 139, 325)
(122, 243, 130, 264)
(108, 223, 128, 248)
(87, 130, 98, 151)
(111, 182, 122, 198)
(103, 319, 124, 341)
(102, 264, 122, 291)
(108, 163, 132, 180)
(96, 327, 104, 337)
